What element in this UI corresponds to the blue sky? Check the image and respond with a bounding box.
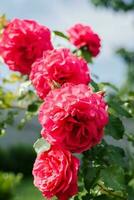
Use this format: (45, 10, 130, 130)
(0, 0, 134, 86)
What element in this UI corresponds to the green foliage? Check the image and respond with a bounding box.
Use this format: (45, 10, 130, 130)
(13, 179, 43, 200)
(90, 0, 134, 11)
(0, 145, 36, 176)
(105, 115, 124, 139)
(117, 48, 134, 93)
(0, 171, 22, 200)
(73, 138, 134, 199)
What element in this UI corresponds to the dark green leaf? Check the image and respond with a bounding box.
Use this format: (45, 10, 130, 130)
(93, 195, 113, 200)
(128, 186, 134, 200)
(100, 165, 125, 191)
(103, 145, 125, 167)
(90, 80, 100, 92)
(105, 115, 125, 139)
(78, 48, 92, 63)
(28, 103, 38, 112)
(84, 167, 100, 190)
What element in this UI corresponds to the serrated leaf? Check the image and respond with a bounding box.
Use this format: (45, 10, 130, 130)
(33, 138, 50, 154)
(105, 115, 125, 139)
(100, 165, 125, 191)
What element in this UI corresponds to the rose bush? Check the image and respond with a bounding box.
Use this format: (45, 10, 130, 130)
(0, 15, 133, 200)
(32, 145, 79, 200)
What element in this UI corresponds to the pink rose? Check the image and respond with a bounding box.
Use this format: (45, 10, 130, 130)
(0, 19, 53, 74)
(30, 48, 90, 99)
(67, 23, 101, 57)
(39, 84, 109, 153)
(32, 145, 79, 200)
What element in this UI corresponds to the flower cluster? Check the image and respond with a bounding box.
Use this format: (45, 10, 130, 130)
(0, 19, 108, 200)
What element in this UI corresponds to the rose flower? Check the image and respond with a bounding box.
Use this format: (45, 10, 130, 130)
(39, 84, 109, 153)
(32, 145, 79, 200)
(67, 23, 101, 57)
(30, 48, 90, 99)
(0, 18, 53, 74)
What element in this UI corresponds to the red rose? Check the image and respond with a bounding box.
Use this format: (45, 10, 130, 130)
(30, 48, 90, 99)
(32, 145, 79, 200)
(39, 84, 109, 153)
(0, 19, 53, 74)
(67, 23, 101, 57)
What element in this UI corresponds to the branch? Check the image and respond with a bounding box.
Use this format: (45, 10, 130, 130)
(97, 182, 127, 200)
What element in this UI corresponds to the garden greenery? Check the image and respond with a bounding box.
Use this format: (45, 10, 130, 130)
(0, 15, 134, 200)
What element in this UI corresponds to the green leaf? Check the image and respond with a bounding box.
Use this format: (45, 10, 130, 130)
(128, 179, 134, 189)
(125, 133, 134, 145)
(90, 80, 100, 92)
(77, 48, 92, 63)
(93, 195, 113, 200)
(128, 186, 134, 200)
(108, 100, 132, 117)
(33, 138, 51, 154)
(82, 194, 91, 200)
(0, 128, 5, 136)
(105, 115, 125, 139)
(100, 165, 125, 191)
(103, 145, 125, 167)
(53, 31, 69, 40)
(84, 167, 100, 190)
(28, 103, 38, 112)
(100, 82, 119, 92)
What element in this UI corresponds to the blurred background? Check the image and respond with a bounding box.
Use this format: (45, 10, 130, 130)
(0, 0, 134, 200)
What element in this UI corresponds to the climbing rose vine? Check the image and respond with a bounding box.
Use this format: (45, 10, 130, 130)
(4, 18, 133, 200)
(0, 18, 108, 199)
